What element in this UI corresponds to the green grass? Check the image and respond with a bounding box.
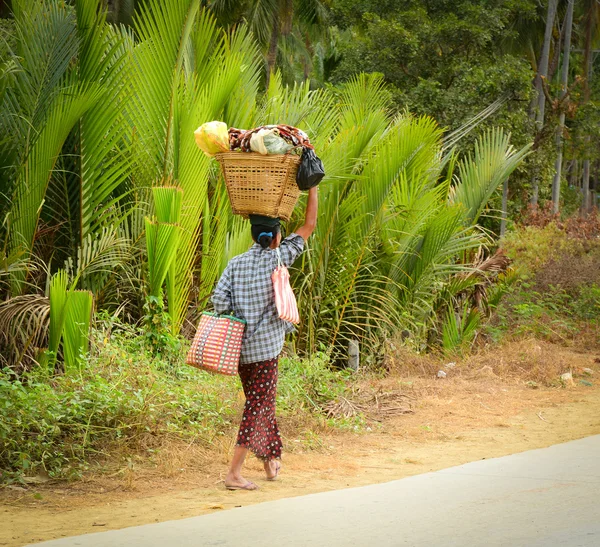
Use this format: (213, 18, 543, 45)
(0, 316, 354, 483)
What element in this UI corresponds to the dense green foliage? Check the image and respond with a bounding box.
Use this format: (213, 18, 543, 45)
(0, 0, 530, 370)
(329, 0, 600, 218)
(331, 0, 535, 127)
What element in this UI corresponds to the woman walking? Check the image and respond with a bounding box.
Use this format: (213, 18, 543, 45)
(212, 187, 318, 491)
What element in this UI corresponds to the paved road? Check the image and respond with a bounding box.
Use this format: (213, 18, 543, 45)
(31, 435, 600, 547)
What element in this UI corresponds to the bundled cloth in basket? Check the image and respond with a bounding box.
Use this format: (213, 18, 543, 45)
(228, 125, 313, 153)
(272, 248, 300, 324)
(186, 312, 246, 376)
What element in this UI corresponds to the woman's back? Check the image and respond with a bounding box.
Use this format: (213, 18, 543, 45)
(212, 234, 304, 364)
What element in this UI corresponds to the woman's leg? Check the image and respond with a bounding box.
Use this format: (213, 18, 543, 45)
(225, 445, 256, 489)
(224, 361, 259, 490)
(264, 458, 280, 480)
(256, 357, 282, 479)
(228, 358, 282, 484)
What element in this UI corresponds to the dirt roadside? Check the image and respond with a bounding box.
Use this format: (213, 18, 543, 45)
(3, 364, 600, 547)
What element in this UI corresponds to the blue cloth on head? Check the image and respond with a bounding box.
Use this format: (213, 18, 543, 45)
(258, 232, 273, 239)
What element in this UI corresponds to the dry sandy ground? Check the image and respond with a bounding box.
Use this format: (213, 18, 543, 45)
(2, 350, 600, 547)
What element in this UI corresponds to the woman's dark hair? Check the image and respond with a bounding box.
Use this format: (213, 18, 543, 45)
(251, 223, 280, 249)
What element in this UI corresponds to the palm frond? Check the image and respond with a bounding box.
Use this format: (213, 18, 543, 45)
(76, 1, 134, 239)
(63, 289, 93, 371)
(153, 186, 184, 224)
(0, 294, 50, 369)
(442, 303, 481, 353)
(442, 96, 509, 152)
(246, 0, 279, 46)
(451, 128, 532, 226)
(47, 269, 68, 369)
(8, 80, 103, 294)
(65, 227, 132, 294)
(127, 0, 200, 183)
(168, 21, 261, 332)
(152, 185, 183, 325)
(145, 219, 180, 299)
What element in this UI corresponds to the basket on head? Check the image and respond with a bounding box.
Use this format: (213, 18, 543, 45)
(215, 152, 301, 222)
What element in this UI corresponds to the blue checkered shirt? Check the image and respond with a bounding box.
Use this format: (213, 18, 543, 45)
(211, 234, 305, 364)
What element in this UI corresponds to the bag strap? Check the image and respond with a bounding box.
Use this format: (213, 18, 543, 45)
(275, 247, 284, 268)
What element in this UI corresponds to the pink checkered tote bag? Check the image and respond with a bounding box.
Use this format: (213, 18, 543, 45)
(186, 312, 246, 376)
(272, 248, 300, 324)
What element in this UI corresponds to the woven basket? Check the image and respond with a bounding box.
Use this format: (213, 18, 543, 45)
(215, 152, 301, 221)
(186, 312, 246, 376)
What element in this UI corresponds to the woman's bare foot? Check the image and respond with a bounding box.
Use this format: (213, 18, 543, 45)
(264, 460, 281, 480)
(224, 472, 258, 490)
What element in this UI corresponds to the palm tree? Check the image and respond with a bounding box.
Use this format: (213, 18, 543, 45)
(276, 74, 531, 356)
(551, 0, 575, 214)
(531, 0, 559, 206)
(580, 0, 600, 214)
(1, 0, 261, 317)
(104, 0, 136, 26)
(535, 0, 560, 129)
(210, 0, 328, 86)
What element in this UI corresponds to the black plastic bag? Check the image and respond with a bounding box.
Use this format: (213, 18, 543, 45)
(296, 149, 325, 191)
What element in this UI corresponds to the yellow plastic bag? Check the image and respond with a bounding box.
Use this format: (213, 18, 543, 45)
(194, 121, 229, 157)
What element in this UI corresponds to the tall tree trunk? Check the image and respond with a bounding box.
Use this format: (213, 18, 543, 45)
(531, 0, 559, 206)
(581, 6, 594, 216)
(266, 17, 280, 89)
(551, 0, 574, 214)
(590, 161, 600, 209)
(567, 160, 579, 202)
(547, 18, 564, 83)
(582, 161, 591, 213)
(535, 0, 559, 129)
(566, 159, 575, 188)
(303, 35, 313, 82)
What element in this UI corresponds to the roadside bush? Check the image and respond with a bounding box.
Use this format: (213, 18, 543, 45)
(490, 222, 600, 346)
(502, 223, 575, 275)
(278, 353, 352, 414)
(0, 319, 351, 483)
(0, 351, 238, 483)
(504, 223, 600, 289)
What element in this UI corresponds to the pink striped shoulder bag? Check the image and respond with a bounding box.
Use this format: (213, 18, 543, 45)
(272, 248, 300, 324)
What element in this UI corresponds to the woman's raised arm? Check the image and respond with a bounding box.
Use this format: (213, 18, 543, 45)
(295, 187, 318, 241)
